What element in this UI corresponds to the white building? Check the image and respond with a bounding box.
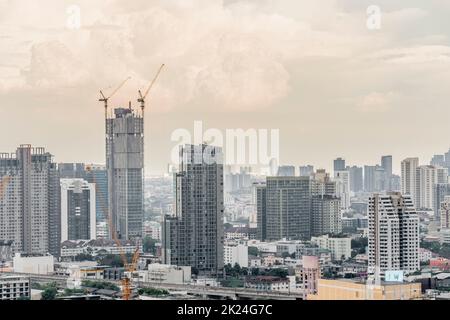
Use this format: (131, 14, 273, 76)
(13, 253, 54, 275)
(418, 248, 433, 263)
(60, 239, 139, 259)
(245, 276, 290, 292)
(311, 235, 352, 261)
(224, 241, 248, 268)
(60, 179, 96, 242)
(0, 275, 30, 300)
(368, 193, 419, 278)
(135, 264, 191, 285)
(334, 170, 351, 211)
(416, 165, 438, 210)
(143, 221, 162, 241)
(401, 158, 419, 207)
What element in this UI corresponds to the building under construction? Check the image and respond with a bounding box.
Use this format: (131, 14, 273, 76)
(106, 107, 144, 241)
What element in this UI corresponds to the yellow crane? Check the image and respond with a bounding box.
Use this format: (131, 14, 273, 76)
(99, 77, 131, 117)
(138, 64, 165, 116)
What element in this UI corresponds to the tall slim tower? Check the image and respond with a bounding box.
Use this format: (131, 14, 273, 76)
(401, 158, 419, 206)
(106, 108, 144, 240)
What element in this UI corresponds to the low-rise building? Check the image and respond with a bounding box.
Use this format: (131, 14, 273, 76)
(224, 240, 248, 267)
(60, 239, 140, 259)
(0, 275, 30, 300)
(13, 253, 54, 275)
(134, 264, 191, 285)
(419, 248, 433, 263)
(245, 276, 290, 292)
(311, 235, 352, 261)
(308, 279, 422, 300)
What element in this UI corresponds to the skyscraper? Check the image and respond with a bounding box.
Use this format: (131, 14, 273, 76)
(0, 145, 60, 256)
(381, 155, 393, 191)
(255, 183, 267, 241)
(60, 179, 96, 241)
(445, 149, 450, 171)
(435, 184, 450, 221)
(431, 155, 445, 167)
(333, 158, 346, 173)
(311, 195, 341, 236)
(299, 165, 314, 177)
(334, 170, 350, 211)
(162, 144, 224, 276)
(106, 108, 144, 240)
(58, 163, 85, 179)
(85, 164, 108, 226)
(401, 158, 419, 205)
(368, 193, 419, 278)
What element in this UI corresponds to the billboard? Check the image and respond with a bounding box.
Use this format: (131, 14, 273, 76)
(385, 270, 404, 283)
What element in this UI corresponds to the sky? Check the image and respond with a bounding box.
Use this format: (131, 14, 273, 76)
(1, 0, 450, 175)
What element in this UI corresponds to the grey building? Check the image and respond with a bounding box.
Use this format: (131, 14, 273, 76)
(277, 165, 296, 177)
(434, 183, 450, 221)
(348, 166, 363, 193)
(364, 165, 385, 192)
(381, 155, 393, 191)
(257, 177, 312, 241)
(162, 144, 224, 276)
(0, 145, 60, 256)
(255, 183, 267, 241)
(60, 179, 96, 241)
(334, 158, 346, 173)
(299, 165, 314, 177)
(106, 108, 144, 240)
(311, 195, 342, 236)
(58, 163, 85, 179)
(431, 155, 445, 167)
(85, 164, 108, 224)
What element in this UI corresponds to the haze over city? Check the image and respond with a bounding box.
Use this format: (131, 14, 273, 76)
(1, 0, 450, 174)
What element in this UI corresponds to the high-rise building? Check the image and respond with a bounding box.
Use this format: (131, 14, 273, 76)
(58, 163, 85, 179)
(257, 177, 312, 241)
(348, 166, 363, 193)
(445, 149, 450, 171)
(436, 167, 449, 184)
(334, 170, 350, 211)
(440, 196, 450, 229)
(368, 193, 419, 278)
(416, 165, 438, 210)
(162, 144, 224, 276)
(333, 158, 346, 173)
(255, 183, 267, 241)
(381, 155, 393, 191)
(299, 165, 314, 177)
(106, 108, 144, 240)
(0, 145, 60, 256)
(431, 155, 445, 167)
(401, 158, 419, 205)
(311, 195, 341, 236)
(311, 169, 336, 196)
(60, 179, 96, 241)
(84, 164, 108, 227)
(364, 165, 385, 192)
(435, 184, 450, 221)
(277, 165, 296, 177)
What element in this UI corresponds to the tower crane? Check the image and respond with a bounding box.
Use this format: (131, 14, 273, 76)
(137, 64, 165, 116)
(99, 77, 131, 117)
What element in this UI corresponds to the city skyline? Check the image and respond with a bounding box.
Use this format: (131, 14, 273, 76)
(1, 0, 450, 174)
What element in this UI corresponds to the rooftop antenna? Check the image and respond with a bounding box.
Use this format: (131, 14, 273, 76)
(138, 64, 165, 117)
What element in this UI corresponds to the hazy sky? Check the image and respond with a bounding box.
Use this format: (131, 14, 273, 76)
(1, 0, 450, 175)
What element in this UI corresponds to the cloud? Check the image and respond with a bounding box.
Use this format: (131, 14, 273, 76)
(356, 92, 397, 113)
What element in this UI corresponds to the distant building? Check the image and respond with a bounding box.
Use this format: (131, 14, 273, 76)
(441, 196, 450, 229)
(60, 179, 96, 241)
(277, 165, 296, 177)
(311, 235, 351, 260)
(58, 163, 85, 179)
(299, 165, 314, 177)
(334, 170, 350, 210)
(401, 158, 419, 207)
(224, 241, 248, 267)
(381, 156, 393, 191)
(59, 239, 139, 259)
(311, 195, 341, 236)
(245, 276, 290, 292)
(333, 158, 346, 173)
(84, 164, 108, 226)
(436, 186, 450, 222)
(416, 165, 438, 210)
(348, 166, 363, 193)
(368, 193, 419, 278)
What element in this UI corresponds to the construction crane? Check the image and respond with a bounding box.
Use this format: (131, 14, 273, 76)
(85, 165, 141, 300)
(99, 77, 131, 118)
(137, 64, 165, 116)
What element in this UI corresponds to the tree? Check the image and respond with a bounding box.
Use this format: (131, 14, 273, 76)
(248, 247, 259, 257)
(41, 287, 58, 300)
(143, 236, 157, 254)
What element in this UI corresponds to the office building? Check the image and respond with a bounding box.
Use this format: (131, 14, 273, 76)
(60, 179, 96, 241)
(364, 165, 385, 192)
(255, 183, 267, 241)
(334, 158, 346, 173)
(277, 165, 296, 177)
(368, 193, 419, 277)
(441, 196, 450, 229)
(0, 145, 60, 256)
(106, 108, 144, 240)
(431, 155, 446, 167)
(381, 155, 393, 191)
(434, 184, 450, 221)
(348, 166, 363, 193)
(311, 195, 341, 236)
(58, 163, 85, 179)
(257, 177, 311, 241)
(299, 165, 314, 177)
(84, 164, 108, 226)
(162, 144, 224, 276)
(401, 158, 419, 206)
